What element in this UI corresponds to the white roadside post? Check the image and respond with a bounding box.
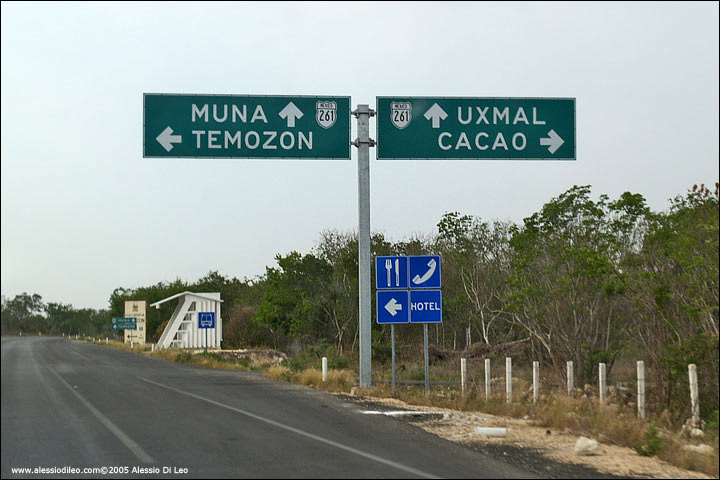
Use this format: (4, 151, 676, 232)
(637, 360, 645, 419)
(599, 363, 607, 403)
(567, 361, 574, 397)
(485, 358, 491, 400)
(689, 364, 699, 426)
(533, 361, 539, 404)
(322, 357, 328, 382)
(461, 358, 467, 397)
(505, 357, 512, 404)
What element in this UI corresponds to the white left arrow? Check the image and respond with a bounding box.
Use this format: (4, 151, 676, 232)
(384, 298, 403, 317)
(540, 129, 564, 154)
(279, 102, 303, 128)
(156, 126, 182, 152)
(423, 103, 448, 128)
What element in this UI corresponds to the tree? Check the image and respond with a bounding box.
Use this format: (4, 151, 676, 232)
(627, 183, 718, 419)
(436, 212, 515, 348)
(506, 185, 647, 382)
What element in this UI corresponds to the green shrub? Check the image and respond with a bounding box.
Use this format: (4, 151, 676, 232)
(634, 420, 663, 457)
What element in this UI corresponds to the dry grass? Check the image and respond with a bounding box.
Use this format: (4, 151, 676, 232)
(263, 367, 354, 393)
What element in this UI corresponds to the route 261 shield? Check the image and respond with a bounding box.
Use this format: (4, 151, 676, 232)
(316, 101, 337, 129)
(390, 102, 412, 129)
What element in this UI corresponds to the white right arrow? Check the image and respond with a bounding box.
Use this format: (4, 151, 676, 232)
(540, 129, 564, 154)
(423, 103, 448, 128)
(279, 102, 304, 128)
(156, 126, 182, 152)
(384, 298, 403, 317)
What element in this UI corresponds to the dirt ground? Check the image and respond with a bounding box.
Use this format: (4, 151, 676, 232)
(345, 394, 715, 479)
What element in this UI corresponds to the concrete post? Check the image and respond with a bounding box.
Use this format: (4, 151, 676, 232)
(689, 364, 699, 426)
(485, 358, 491, 399)
(505, 357, 512, 403)
(637, 360, 645, 419)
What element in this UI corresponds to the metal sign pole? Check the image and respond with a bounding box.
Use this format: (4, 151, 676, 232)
(391, 324, 396, 397)
(424, 323, 430, 396)
(353, 104, 375, 388)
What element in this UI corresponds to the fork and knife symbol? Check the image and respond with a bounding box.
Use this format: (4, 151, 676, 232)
(385, 258, 400, 287)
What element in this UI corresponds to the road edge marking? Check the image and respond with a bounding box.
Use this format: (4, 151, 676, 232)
(45, 365, 155, 463)
(137, 376, 440, 479)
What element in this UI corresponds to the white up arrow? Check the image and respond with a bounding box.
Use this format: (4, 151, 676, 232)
(279, 102, 303, 128)
(156, 126, 182, 152)
(423, 103, 448, 128)
(540, 129, 564, 154)
(384, 298, 403, 317)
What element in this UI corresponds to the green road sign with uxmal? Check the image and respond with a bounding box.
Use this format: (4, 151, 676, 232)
(377, 97, 575, 160)
(144, 94, 351, 159)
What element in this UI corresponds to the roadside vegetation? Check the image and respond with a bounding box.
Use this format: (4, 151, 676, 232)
(3, 182, 717, 475)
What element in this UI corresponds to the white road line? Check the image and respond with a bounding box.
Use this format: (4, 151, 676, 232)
(137, 376, 440, 479)
(68, 349, 90, 360)
(360, 410, 439, 416)
(46, 366, 154, 463)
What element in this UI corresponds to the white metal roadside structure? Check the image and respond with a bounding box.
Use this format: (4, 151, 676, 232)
(152, 292, 223, 349)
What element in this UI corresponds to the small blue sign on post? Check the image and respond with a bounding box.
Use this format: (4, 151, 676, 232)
(376, 291, 409, 324)
(409, 290, 442, 323)
(409, 255, 441, 289)
(198, 312, 215, 329)
(376, 256, 409, 289)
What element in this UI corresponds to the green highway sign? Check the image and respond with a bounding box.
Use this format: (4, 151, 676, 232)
(144, 94, 351, 159)
(376, 97, 575, 160)
(112, 317, 137, 330)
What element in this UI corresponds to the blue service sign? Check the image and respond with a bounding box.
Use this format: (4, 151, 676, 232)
(198, 312, 215, 329)
(409, 290, 442, 323)
(409, 255, 441, 289)
(376, 290, 409, 324)
(376, 256, 408, 289)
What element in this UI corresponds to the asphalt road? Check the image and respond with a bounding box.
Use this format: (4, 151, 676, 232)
(1, 337, 537, 479)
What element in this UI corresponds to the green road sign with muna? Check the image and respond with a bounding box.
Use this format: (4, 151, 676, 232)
(144, 94, 351, 159)
(376, 97, 575, 160)
(112, 317, 137, 330)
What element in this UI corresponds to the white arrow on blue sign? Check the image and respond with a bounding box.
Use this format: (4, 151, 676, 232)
(376, 291, 409, 324)
(409, 255, 441, 289)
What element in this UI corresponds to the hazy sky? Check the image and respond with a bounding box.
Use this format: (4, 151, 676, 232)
(1, 2, 718, 310)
